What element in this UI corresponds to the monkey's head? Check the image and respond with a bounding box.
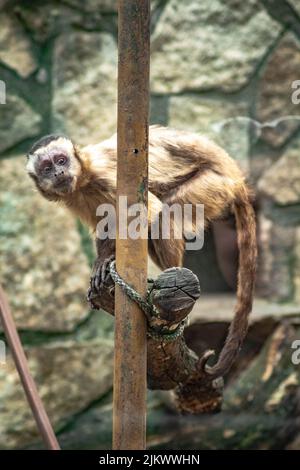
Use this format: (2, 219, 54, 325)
(26, 134, 82, 199)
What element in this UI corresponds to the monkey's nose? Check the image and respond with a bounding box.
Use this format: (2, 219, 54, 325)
(54, 173, 72, 189)
(55, 170, 65, 177)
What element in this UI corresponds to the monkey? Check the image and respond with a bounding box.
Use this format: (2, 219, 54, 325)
(26, 125, 257, 378)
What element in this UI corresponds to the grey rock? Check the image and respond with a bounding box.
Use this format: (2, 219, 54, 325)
(151, 0, 281, 93)
(256, 32, 300, 147)
(289, 0, 300, 16)
(13, 3, 85, 43)
(0, 156, 91, 332)
(250, 151, 274, 186)
(63, 0, 117, 12)
(257, 214, 295, 302)
(0, 338, 114, 449)
(258, 138, 300, 205)
(55, 391, 162, 450)
(0, 13, 37, 78)
(0, 94, 41, 153)
(168, 96, 250, 172)
(52, 31, 117, 145)
(294, 227, 300, 303)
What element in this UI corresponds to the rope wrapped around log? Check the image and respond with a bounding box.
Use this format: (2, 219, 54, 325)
(88, 264, 224, 414)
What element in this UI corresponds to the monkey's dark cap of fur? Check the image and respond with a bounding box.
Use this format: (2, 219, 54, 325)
(28, 134, 69, 156)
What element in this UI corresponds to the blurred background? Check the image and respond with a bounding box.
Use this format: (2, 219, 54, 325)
(1, 0, 300, 450)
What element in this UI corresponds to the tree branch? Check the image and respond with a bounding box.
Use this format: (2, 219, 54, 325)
(89, 266, 224, 414)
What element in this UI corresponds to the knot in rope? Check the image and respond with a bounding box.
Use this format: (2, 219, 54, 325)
(109, 260, 185, 342)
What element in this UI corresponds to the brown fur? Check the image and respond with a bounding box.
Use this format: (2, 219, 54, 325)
(27, 126, 257, 378)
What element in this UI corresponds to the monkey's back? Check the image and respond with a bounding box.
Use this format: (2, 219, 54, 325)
(83, 125, 245, 211)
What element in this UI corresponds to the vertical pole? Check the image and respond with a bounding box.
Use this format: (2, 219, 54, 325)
(113, 0, 150, 450)
(0, 285, 60, 450)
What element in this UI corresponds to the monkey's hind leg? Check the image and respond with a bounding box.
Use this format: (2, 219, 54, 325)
(148, 190, 186, 270)
(148, 212, 185, 271)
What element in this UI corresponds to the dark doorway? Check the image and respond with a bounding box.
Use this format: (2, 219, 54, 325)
(184, 215, 239, 293)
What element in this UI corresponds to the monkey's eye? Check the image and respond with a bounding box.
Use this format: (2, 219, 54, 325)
(55, 155, 67, 166)
(40, 162, 52, 174)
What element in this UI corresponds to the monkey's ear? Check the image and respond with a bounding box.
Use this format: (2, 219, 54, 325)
(26, 154, 37, 175)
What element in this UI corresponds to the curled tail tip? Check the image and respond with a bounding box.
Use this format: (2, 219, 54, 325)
(208, 189, 257, 378)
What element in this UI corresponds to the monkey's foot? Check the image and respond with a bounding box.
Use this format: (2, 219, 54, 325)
(89, 254, 115, 294)
(86, 287, 99, 310)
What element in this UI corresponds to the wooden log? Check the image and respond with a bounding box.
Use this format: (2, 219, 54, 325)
(89, 266, 224, 414)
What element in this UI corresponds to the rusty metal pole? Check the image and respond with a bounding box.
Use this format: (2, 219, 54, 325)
(0, 285, 60, 450)
(113, 0, 150, 450)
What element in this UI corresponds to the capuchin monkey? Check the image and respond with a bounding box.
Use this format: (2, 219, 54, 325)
(26, 126, 257, 378)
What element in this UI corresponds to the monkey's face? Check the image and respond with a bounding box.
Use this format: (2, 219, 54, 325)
(26, 136, 81, 198)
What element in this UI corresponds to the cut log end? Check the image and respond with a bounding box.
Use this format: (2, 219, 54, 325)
(149, 267, 201, 323)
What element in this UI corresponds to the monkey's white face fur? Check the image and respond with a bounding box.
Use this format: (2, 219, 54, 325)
(27, 137, 82, 197)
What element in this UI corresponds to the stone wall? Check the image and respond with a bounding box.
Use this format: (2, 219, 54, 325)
(0, 0, 300, 449)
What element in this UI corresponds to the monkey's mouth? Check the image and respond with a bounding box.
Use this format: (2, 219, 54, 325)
(54, 176, 73, 192)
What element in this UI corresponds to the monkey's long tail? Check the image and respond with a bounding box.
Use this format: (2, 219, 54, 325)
(205, 187, 257, 378)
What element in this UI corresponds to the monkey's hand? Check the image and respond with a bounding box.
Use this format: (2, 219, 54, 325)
(87, 254, 115, 308)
